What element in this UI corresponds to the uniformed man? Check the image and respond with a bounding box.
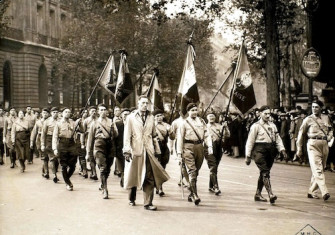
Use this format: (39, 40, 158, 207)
(245, 105, 288, 204)
(31, 108, 49, 178)
(123, 95, 169, 210)
(113, 105, 122, 176)
(81, 106, 98, 180)
(3, 107, 17, 168)
(114, 108, 130, 188)
(76, 109, 88, 178)
(177, 103, 213, 205)
(86, 104, 118, 199)
(0, 107, 5, 165)
(205, 111, 230, 195)
(25, 106, 36, 164)
(153, 109, 171, 196)
(169, 111, 190, 189)
(41, 107, 60, 183)
(52, 107, 81, 191)
(296, 99, 333, 201)
(12, 110, 31, 172)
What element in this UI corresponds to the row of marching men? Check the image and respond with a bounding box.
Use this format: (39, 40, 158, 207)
(0, 96, 233, 210)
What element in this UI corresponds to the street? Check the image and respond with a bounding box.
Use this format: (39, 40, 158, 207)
(1, 154, 334, 235)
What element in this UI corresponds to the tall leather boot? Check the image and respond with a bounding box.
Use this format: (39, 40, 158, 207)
(213, 174, 221, 195)
(90, 162, 98, 180)
(263, 175, 277, 204)
(0, 154, 3, 165)
(101, 175, 108, 199)
(19, 159, 25, 173)
(254, 176, 267, 202)
(43, 159, 49, 178)
(191, 179, 201, 205)
(81, 160, 88, 178)
(10, 150, 15, 168)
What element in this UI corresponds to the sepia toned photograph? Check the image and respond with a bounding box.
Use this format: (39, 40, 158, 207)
(0, 0, 334, 234)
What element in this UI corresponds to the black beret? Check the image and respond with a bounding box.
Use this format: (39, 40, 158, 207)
(300, 109, 307, 115)
(41, 108, 50, 113)
(259, 105, 271, 112)
(152, 109, 164, 116)
(50, 107, 59, 112)
(60, 107, 71, 112)
(186, 103, 197, 112)
(312, 99, 324, 107)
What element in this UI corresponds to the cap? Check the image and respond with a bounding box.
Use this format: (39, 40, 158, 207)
(41, 108, 50, 113)
(152, 109, 164, 116)
(259, 105, 271, 112)
(206, 111, 216, 117)
(312, 99, 324, 107)
(186, 103, 197, 112)
(50, 107, 59, 112)
(120, 108, 130, 114)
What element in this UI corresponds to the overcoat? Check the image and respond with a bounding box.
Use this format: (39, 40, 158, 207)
(123, 110, 169, 190)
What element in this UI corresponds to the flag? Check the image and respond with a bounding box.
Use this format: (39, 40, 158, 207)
(115, 52, 134, 104)
(98, 55, 117, 94)
(178, 43, 200, 115)
(146, 69, 164, 111)
(232, 42, 256, 114)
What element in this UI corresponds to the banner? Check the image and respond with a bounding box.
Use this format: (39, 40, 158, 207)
(178, 43, 200, 115)
(115, 53, 134, 104)
(232, 42, 256, 114)
(146, 70, 164, 111)
(98, 55, 117, 95)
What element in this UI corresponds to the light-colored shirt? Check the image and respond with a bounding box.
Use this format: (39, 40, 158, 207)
(11, 119, 29, 143)
(245, 119, 285, 157)
(52, 118, 79, 151)
(177, 116, 212, 155)
(41, 117, 58, 147)
(296, 114, 334, 152)
(207, 122, 230, 143)
(30, 118, 46, 146)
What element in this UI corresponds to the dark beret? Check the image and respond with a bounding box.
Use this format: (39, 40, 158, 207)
(259, 105, 271, 112)
(300, 109, 307, 115)
(312, 99, 324, 107)
(60, 107, 70, 112)
(42, 108, 50, 113)
(152, 109, 164, 116)
(50, 107, 59, 112)
(186, 103, 197, 112)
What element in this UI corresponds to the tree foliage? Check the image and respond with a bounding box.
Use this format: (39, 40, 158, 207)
(0, 0, 11, 37)
(52, 0, 217, 107)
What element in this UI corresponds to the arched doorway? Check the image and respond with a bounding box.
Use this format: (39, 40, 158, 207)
(2, 61, 12, 109)
(38, 65, 48, 107)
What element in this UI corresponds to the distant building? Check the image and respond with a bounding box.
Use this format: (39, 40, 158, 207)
(0, 0, 112, 110)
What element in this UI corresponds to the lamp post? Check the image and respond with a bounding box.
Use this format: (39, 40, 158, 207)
(301, 0, 319, 111)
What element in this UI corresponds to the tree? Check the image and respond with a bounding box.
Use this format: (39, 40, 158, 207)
(52, 0, 217, 108)
(0, 0, 11, 37)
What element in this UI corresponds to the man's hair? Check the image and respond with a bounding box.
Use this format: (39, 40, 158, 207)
(138, 95, 148, 101)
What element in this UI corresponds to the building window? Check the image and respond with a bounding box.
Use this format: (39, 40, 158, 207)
(37, 3, 44, 34)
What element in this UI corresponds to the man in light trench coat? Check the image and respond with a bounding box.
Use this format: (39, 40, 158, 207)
(123, 95, 170, 211)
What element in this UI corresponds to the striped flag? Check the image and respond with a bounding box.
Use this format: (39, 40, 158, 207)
(115, 52, 134, 104)
(178, 42, 200, 115)
(98, 55, 117, 94)
(232, 42, 256, 114)
(146, 69, 164, 111)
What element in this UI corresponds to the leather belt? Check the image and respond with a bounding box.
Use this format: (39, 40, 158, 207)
(184, 139, 202, 145)
(308, 136, 327, 140)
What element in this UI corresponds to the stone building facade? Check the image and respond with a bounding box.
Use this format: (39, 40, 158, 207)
(0, 0, 113, 111)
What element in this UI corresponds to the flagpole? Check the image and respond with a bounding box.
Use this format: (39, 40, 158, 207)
(201, 66, 235, 118)
(145, 68, 159, 97)
(168, 94, 178, 124)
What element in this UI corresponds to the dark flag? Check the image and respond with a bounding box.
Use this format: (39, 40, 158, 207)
(232, 42, 256, 114)
(115, 51, 134, 104)
(98, 55, 117, 95)
(146, 69, 164, 111)
(178, 42, 200, 115)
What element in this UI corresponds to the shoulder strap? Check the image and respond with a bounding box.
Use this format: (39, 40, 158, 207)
(257, 122, 275, 143)
(185, 119, 202, 142)
(310, 117, 328, 138)
(14, 121, 28, 131)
